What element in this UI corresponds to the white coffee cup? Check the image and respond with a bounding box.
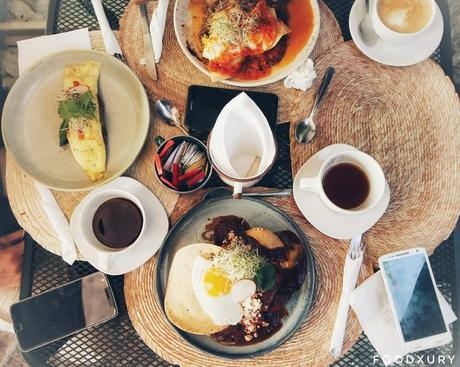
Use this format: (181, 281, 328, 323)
(371, 0, 435, 44)
(78, 189, 146, 269)
(300, 150, 386, 214)
(207, 129, 277, 198)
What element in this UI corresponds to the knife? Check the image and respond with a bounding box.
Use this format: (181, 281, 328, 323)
(138, 2, 158, 80)
(91, 0, 124, 61)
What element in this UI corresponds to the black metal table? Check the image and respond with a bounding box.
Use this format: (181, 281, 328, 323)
(19, 0, 459, 366)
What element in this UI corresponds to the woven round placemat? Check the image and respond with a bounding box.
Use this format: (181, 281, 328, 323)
(5, 31, 180, 258)
(124, 189, 373, 366)
(290, 41, 460, 267)
(118, 0, 343, 124)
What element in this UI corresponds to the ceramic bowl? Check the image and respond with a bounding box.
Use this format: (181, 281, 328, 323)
(173, 0, 321, 87)
(156, 197, 316, 358)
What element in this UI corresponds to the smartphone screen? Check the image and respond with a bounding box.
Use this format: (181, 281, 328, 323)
(10, 272, 117, 352)
(184, 85, 279, 133)
(381, 253, 447, 342)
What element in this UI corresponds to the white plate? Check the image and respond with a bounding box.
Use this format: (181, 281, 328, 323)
(2, 49, 150, 191)
(349, 0, 443, 67)
(293, 144, 390, 239)
(173, 0, 320, 87)
(70, 177, 169, 275)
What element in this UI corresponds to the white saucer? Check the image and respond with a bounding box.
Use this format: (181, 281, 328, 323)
(70, 177, 169, 275)
(349, 0, 443, 66)
(293, 144, 390, 239)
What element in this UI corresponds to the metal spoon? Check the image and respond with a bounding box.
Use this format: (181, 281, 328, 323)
(154, 99, 189, 135)
(358, 0, 378, 46)
(295, 67, 335, 144)
(203, 187, 292, 201)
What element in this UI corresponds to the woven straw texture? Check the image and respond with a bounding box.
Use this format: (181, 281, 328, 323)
(124, 189, 373, 367)
(5, 31, 180, 259)
(118, 0, 343, 123)
(290, 41, 460, 267)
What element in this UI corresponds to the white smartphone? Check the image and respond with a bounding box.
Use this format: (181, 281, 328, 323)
(10, 272, 118, 352)
(379, 247, 452, 353)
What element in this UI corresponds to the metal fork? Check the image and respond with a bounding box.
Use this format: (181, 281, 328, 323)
(349, 234, 366, 260)
(330, 234, 366, 357)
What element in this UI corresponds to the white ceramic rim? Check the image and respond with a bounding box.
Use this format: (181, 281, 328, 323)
(173, 0, 321, 87)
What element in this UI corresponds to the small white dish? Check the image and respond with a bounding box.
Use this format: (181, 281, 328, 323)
(70, 177, 169, 275)
(349, 0, 443, 67)
(293, 144, 390, 239)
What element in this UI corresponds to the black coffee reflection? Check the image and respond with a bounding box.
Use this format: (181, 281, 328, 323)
(92, 198, 143, 249)
(322, 163, 370, 210)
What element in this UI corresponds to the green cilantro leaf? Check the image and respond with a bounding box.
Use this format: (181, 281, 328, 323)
(255, 263, 276, 290)
(59, 119, 69, 147)
(57, 91, 96, 121)
(57, 91, 96, 147)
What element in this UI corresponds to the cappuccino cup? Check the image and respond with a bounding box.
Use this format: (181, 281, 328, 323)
(300, 150, 386, 215)
(371, 0, 435, 44)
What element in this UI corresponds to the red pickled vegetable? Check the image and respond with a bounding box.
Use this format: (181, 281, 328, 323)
(178, 168, 202, 182)
(172, 163, 180, 186)
(154, 154, 163, 176)
(186, 170, 205, 187)
(159, 140, 175, 159)
(160, 175, 179, 190)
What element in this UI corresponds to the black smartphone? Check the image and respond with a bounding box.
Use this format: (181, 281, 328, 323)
(184, 85, 279, 133)
(10, 272, 118, 352)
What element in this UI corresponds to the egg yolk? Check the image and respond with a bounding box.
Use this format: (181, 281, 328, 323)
(203, 267, 232, 297)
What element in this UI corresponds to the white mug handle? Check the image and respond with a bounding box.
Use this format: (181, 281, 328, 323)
(299, 176, 322, 192)
(232, 182, 244, 199)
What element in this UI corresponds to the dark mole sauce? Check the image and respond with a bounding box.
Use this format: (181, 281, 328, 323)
(202, 216, 306, 346)
(92, 198, 143, 249)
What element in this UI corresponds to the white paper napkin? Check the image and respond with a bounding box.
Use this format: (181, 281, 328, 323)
(91, 0, 122, 56)
(149, 0, 169, 63)
(284, 58, 316, 91)
(350, 271, 456, 366)
(16, 29, 92, 264)
(34, 183, 77, 264)
(329, 235, 364, 357)
(210, 93, 276, 177)
(17, 28, 91, 74)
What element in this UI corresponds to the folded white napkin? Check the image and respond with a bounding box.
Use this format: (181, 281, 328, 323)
(149, 0, 169, 63)
(211, 93, 276, 178)
(329, 235, 364, 357)
(16, 29, 92, 264)
(34, 184, 77, 264)
(91, 0, 122, 56)
(17, 28, 91, 74)
(350, 271, 456, 366)
(284, 58, 316, 91)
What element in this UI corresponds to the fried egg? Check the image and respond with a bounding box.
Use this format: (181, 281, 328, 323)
(192, 256, 256, 325)
(201, 0, 290, 80)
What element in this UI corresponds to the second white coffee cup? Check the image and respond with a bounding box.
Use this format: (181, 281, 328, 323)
(371, 0, 436, 44)
(300, 150, 386, 214)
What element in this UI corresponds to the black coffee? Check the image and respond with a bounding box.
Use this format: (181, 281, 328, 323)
(322, 163, 370, 210)
(92, 198, 143, 249)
